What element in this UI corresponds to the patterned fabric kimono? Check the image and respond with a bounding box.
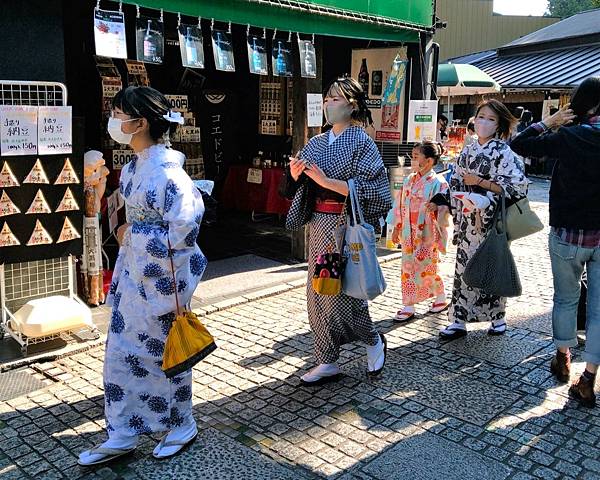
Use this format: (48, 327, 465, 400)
(387, 170, 448, 305)
(286, 126, 392, 364)
(104, 144, 207, 438)
(449, 139, 527, 324)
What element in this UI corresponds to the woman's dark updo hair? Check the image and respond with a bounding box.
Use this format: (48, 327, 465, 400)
(413, 141, 443, 165)
(112, 86, 176, 142)
(570, 76, 600, 124)
(325, 77, 373, 126)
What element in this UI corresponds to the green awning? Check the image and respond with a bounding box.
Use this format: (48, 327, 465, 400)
(122, 0, 433, 42)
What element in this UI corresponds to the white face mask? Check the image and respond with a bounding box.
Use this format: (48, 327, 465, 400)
(324, 103, 353, 125)
(107, 117, 139, 145)
(474, 118, 498, 139)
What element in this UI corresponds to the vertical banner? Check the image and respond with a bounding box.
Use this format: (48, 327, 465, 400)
(179, 24, 204, 69)
(298, 39, 317, 78)
(212, 30, 235, 72)
(136, 16, 164, 64)
(94, 8, 128, 59)
(381, 54, 408, 131)
(272, 40, 293, 77)
(307, 94, 323, 127)
(0, 106, 38, 157)
(38, 106, 73, 155)
(407, 100, 438, 142)
(247, 35, 268, 75)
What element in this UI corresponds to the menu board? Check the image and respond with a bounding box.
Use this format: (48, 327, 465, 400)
(94, 9, 128, 59)
(0, 106, 38, 157)
(38, 106, 73, 155)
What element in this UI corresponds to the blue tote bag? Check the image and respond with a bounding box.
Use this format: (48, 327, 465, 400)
(342, 179, 387, 300)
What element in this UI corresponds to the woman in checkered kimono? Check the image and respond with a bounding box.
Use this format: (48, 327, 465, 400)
(286, 78, 392, 386)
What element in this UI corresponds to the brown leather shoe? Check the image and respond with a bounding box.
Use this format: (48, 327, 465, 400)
(569, 374, 597, 408)
(550, 351, 571, 383)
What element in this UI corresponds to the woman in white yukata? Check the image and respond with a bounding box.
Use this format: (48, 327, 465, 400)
(79, 87, 207, 465)
(286, 77, 392, 386)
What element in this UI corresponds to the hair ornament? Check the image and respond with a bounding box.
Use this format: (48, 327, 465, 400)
(163, 110, 185, 124)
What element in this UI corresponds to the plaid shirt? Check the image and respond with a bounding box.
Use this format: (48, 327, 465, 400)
(552, 227, 600, 248)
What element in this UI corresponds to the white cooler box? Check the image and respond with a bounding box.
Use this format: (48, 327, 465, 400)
(9, 295, 93, 338)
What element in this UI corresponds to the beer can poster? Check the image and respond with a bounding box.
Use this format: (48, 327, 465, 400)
(136, 16, 164, 65)
(381, 54, 408, 130)
(247, 35, 268, 75)
(272, 40, 293, 77)
(94, 9, 127, 59)
(212, 30, 235, 72)
(179, 24, 204, 69)
(298, 39, 317, 78)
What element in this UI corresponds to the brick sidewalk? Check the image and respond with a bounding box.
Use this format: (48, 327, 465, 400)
(3, 179, 600, 480)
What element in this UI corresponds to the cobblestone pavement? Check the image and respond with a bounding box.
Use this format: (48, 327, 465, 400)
(3, 179, 600, 480)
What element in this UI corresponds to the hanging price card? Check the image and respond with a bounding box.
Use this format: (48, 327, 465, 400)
(0, 106, 38, 157)
(38, 106, 73, 155)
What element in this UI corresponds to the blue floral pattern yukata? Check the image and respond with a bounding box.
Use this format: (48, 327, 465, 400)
(104, 144, 207, 438)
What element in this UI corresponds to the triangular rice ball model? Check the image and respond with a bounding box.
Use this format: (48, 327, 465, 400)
(56, 217, 81, 243)
(0, 222, 19, 247)
(0, 191, 20, 217)
(27, 219, 53, 246)
(54, 158, 79, 185)
(0, 163, 20, 187)
(55, 188, 79, 212)
(23, 159, 50, 184)
(26, 189, 52, 214)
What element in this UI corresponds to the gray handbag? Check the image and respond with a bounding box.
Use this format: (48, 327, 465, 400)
(506, 196, 543, 241)
(463, 193, 522, 297)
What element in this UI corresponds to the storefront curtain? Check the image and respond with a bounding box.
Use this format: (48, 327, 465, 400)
(120, 0, 433, 42)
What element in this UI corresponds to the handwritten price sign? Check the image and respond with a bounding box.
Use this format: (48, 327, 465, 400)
(0, 106, 38, 157)
(38, 106, 72, 155)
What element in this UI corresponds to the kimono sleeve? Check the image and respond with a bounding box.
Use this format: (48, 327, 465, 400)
(353, 137, 392, 225)
(129, 168, 205, 316)
(491, 146, 528, 200)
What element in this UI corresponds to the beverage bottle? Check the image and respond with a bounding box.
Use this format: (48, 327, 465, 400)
(358, 58, 369, 94)
(185, 27, 197, 64)
(303, 42, 314, 76)
(216, 32, 229, 69)
(143, 20, 156, 61)
(276, 41, 286, 74)
(252, 38, 262, 73)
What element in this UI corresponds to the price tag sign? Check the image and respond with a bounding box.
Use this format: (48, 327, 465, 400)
(38, 106, 72, 155)
(112, 149, 135, 170)
(165, 95, 189, 112)
(307, 94, 323, 127)
(0, 106, 38, 157)
(247, 168, 263, 184)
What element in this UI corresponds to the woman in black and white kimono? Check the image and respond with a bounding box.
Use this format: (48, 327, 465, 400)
(438, 100, 527, 340)
(286, 78, 392, 386)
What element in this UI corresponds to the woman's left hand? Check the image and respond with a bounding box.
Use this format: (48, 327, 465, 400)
(462, 173, 482, 186)
(116, 223, 131, 246)
(304, 164, 329, 187)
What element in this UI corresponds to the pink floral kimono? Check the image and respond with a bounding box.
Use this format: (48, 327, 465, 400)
(387, 170, 449, 305)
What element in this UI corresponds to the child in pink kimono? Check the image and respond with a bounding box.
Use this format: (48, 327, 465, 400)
(388, 142, 450, 322)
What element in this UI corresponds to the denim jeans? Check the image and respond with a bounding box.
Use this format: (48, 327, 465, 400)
(549, 232, 600, 365)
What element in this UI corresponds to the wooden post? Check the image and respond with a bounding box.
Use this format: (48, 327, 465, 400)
(290, 37, 323, 261)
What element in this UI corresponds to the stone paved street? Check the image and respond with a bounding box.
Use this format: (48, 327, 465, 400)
(2, 179, 600, 480)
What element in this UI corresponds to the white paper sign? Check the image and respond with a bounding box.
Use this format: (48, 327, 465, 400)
(247, 168, 263, 184)
(0, 106, 38, 156)
(307, 94, 323, 128)
(112, 149, 135, 170)
(38, 106, 72, 155)
(407, 100, 438, 142)
(94, 9, 128, 59)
